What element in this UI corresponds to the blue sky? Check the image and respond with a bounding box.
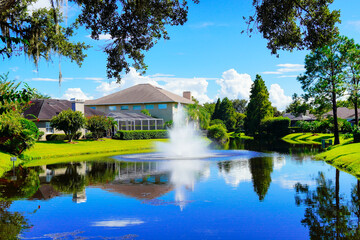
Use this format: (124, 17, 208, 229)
(2, 0, 360, 110)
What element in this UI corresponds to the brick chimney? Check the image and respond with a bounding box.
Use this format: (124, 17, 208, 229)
(183, 91, 191, 100)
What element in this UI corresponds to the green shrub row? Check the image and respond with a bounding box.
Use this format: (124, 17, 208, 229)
(46, 132, 82, 141)
(112, 130, 168, 140)
(260, 117, 291, 138)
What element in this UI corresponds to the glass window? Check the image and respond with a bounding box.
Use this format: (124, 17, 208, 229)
(45, 122, 54, 134)
(90, 106, 96, 109)
(109, 106, 116, 111)
(133, 105, 141, 110)
(174, 104, 178, 108)
(146, 104, 154, 110)
(121, 105, 129, 110)
(158, 104, 167, 109)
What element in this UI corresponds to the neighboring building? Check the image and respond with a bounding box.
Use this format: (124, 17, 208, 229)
(85, 83, 194, 122)
(24, 99, 105, 140)
(283, 111, 316, 126)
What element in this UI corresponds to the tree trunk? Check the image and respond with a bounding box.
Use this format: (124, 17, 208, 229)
(332, 87, 340, 145)
(335, 169, 340, 240)
(355, 94, 359, 126)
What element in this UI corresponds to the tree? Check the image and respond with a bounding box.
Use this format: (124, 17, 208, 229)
(231, 99, 247, 113)
(246, 0, 340, 55)
(285, 93, 311, 117)
(342, 37, 360, 126)
(211, 98, 221, 120)
(218, 97, 236, 131)
(298, 36, 348, 145)
(86, 115, 116, 140)
(185, 102, 210, 130)
(0, 200, 31, 238)
(249, 157, 273, 201)
(203, 102, 215, 116)
(50, 109, 85, 142)
(244, 74, 273, 136)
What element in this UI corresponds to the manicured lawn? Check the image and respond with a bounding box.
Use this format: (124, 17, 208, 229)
(282, 133, 353, 145)
(316, 143, 360, 178)
(0, 138, 167, 176)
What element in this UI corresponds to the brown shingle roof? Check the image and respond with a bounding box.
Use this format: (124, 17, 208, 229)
(85, 84, 193, 106)
(24, 99, 105, 121)
(324, 107, 359, 119)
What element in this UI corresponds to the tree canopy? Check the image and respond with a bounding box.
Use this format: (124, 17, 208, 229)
(245, 0, 340, 55)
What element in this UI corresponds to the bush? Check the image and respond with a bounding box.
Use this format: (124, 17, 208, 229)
(85, 132, 93, 139)
(210, 119, 226, 129)
(46, 134, 67, 141)
(353, 126, 360, 143)
(38, 131, 45, 140)
(86, 115, 116, 140)
(74, 131, 82, 140)
(260, 117, 290, 138)
(50, 109, 85, 142)
(207, 124, 229, 143)
(113, 130, 168, 140)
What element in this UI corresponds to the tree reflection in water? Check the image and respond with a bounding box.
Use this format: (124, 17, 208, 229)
(50, 163, 85, 194)
(249, 157, 273, 201)
(295, 170, 360, 239)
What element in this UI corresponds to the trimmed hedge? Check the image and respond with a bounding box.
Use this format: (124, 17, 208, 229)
(113, 130, 168, 140)
(260, 117, 290, 138)
(46, 132, 82, 141)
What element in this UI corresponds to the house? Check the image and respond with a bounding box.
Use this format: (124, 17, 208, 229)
(24, 98, 105, 139)
(84, 83, 194, 122)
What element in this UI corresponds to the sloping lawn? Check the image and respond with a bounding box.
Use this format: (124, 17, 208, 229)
(282, 133, 352, 145)
(316, 143, 360, 178)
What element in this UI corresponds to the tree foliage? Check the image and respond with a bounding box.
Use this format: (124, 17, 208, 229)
(86, 115, 116, 140)
(244, 74, 273, 136)
(285, 93, 311, 117)
(185, 102, 210, 130)
(298, 35, 348, 144)
(249, 157, 273, 201)
(246, 0, 340, 55)
(218, 97, 236, 131)
(50, 109, 85, 142)
(211, 98, 221, 120)
(231, 99, 247, 113)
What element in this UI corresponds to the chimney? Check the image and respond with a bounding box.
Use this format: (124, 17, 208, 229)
(183, 91, 191, 100)
(70, 98, 85, 113)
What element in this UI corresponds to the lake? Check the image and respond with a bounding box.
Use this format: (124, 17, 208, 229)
(1, 140, 359, 239)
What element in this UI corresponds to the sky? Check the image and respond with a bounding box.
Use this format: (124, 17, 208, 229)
(2, 0, 360, 110)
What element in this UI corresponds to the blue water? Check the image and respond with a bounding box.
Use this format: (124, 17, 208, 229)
(3, 149, 360, 239)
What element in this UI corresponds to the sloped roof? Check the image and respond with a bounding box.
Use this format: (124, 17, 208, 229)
(85, 84, 193, 105)
(24, 99, 105, 121)
(324, 107, 359, 119)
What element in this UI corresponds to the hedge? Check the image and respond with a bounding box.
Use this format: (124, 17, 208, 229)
(260, 117, 290, 138)
(46, 132, 82, 141)
(113, 130, 168, 140)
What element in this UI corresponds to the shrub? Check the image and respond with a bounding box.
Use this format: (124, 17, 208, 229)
(46, 134, 67, 141)
(260, 117, 290, 138)
(207, 124, 229, 143)
(38, 131, 45, 140)
(141, 109, 151, 116)
(210, 119, 226, 129)
(353, 126, 360, 143)
(86, 115, 117, 140)
(113, 130, 168, 140)
(85, 132, 93, 139)
(164, 120, 173, 129)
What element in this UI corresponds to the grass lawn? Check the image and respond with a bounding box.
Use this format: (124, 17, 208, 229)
(282, 133, 353, 145)
(316, 143, 360, 178)
(0, 138, 166, 176)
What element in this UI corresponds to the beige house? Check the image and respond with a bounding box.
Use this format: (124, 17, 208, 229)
(85, 83, 194, 122)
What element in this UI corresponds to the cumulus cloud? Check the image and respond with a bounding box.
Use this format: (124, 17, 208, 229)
(216, 69, 253, 100)
(92, 219, 144, 227)
(62, 88, 93, 100)
(86, 34, 112, 40)
(269, 84, 292, 110)
(96, 81, 121, 96)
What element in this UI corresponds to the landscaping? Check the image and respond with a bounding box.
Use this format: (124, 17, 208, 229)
(282, 133, 353, 145)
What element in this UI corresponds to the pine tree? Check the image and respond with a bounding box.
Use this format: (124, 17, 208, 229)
(244, 75, 273, 136)
(211, 98, 221, 120)
(218, 97, 236, 131)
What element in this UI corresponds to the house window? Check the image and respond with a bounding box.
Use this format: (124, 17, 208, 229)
(158, 104, 167, 109)
(174, 103, 178, 108)
(146, 104, 154, 110)
(90, 107, 96, 109)
(133, 105, 141, 110)
(121, 106, 129, 110)
(46, 122, 54, 134)
(109, 106, 116, 111)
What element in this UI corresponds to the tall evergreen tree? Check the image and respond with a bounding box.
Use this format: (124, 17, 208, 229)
(298, 35, 347, 145)
(211, 98, 221, 120)
(244, 75, 273, 136)
(249, 157, 273, 201)
(218, 97, 236, 131)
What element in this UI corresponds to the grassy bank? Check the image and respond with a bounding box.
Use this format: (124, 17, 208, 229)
(316, 143, 360, 178)
(0, 138, 166, 176)
(282, 133, 352, 145)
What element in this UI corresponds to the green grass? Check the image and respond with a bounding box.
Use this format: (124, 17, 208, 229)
(316, 143, 360, 178)
(282, 133, 353, 145)
(229, 132, 254, 140)
(0, 138, 167, 176)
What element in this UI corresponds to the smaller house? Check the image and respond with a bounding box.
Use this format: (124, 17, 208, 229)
(24, 99, 105, 140)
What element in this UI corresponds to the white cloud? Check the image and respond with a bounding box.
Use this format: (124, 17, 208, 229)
(348, 20, 360, 30)
(30, 78, 59, 82)
(216, 69, 253, 100)
(263, 63, 304, 75)
(269, 84, 292, 111)
(86, 34, 112, 40)
(92, 219, 144, 227)
(10, 67, 19, 72)
(28, 0, 52, 12)
(96, 81, 121, 96)
(62, 88, 93, 100)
